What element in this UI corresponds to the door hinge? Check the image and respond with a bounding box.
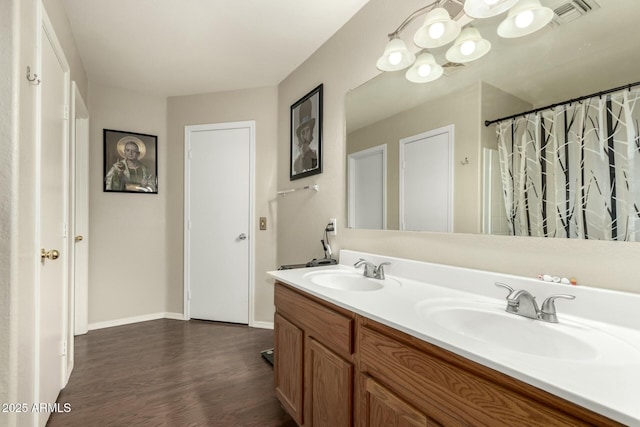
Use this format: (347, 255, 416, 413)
(60, 340, 67, 356)
(62, 222, 68, 238)
(187, 288, 191, 300)
(63, 105, 69, 120)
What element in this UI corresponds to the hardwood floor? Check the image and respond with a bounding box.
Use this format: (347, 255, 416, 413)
(47, 319, 297, 427)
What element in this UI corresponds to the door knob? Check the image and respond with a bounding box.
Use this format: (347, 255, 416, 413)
(75, 235, 83, 242)
(238, 233, 247, 240)
(41, 248, 60, 261)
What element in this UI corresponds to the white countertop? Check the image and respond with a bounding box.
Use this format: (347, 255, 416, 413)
(268, 250, 640, 426)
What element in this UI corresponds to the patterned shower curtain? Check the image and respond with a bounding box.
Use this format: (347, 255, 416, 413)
(496, 87, 640, 241)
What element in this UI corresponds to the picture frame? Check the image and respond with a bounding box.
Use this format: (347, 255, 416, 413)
(290, 84, 323, 180)
(103, 129, 158, 194)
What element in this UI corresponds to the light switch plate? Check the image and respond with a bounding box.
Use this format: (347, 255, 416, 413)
(259, 217, 267, 230)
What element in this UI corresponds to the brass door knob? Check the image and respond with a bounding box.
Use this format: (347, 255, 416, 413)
(41, 248, 60, 261)
(75, 235, 83, 242)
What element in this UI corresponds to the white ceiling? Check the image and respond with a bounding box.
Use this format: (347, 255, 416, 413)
(61, 0, 370, 97)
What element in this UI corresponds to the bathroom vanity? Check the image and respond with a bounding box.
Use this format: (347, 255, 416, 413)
(268, 250, 640, 426)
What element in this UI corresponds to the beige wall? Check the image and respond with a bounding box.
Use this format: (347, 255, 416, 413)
(277, 0, 640, 295)
(166, 87, 279, 323)
(87, 82, 169, 323)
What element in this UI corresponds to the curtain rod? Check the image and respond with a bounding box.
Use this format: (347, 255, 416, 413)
(484, 80, 640, 127)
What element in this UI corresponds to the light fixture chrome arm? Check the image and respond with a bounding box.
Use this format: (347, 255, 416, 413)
(386, 0, 466, 39)
(387, 1, 440, 39)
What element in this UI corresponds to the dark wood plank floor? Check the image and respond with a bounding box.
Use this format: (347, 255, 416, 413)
(47, 319, 297, 427)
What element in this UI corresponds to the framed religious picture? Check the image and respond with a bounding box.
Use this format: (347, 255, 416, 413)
(290, 84, 323, 180)
(103, 129, 158, 194)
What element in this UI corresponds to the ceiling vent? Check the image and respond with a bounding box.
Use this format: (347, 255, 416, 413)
(442, 61, 466, 76)
(546, 0, 600, 26)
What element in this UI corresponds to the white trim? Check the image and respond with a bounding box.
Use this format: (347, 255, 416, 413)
(183, 121, 256, 325)
(399, 125, 454, 232)
(35, 5, 72, 423)
(71, 81, 89, 337)
(33, 2, 44, 411)
(347, 144, 387, 229)
(165, 312, 187, 321)
(482, 147, 493, 234)
(88, 312, 187, 331)
(250, 321, 274, 330)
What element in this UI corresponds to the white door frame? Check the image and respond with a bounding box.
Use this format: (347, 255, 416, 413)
(35, 4, 71, 420)
(70, 81, 89, 340)
(399, 125, 454, 232)
(348, 144, 387, 229)
(183, 121, 256, 325)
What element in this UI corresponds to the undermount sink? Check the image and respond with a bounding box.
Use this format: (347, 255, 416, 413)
(415, 298, 637, 362)
(304, 270, 400, 292)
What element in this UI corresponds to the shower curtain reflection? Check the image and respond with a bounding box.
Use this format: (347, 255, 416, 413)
(497, 87, 640, 241)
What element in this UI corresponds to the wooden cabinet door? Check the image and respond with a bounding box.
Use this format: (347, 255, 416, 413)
(274, 313, 304, 425)
(362, 375, 429, 427)
(306, 338, 353, 427)
(361, 375, 463, 427)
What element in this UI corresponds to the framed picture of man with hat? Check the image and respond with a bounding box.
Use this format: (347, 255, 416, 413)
(103, 129, 158, 193)
(290, 84, 322, 180)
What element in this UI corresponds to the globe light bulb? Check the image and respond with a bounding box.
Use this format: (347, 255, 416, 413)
(460, 40, 477, 56)
(389, 51, 402, 65)
(429, 22, 445, 39)
(515, 9, 534, 29)
(417, 64, 432, 77)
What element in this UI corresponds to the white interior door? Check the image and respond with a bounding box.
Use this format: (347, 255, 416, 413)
(400, 125, 453, 232)
(348, 145, 386, 229)
(185, 122, 254, 324)
(71, 82, 89, 337)
(37, 10, 70, 426)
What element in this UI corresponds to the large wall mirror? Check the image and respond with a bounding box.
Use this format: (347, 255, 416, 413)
(346, 0, 640, 240)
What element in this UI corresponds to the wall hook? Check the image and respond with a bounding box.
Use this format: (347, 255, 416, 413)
(27, 66, 41, 85)
(460, 157, 469, 165)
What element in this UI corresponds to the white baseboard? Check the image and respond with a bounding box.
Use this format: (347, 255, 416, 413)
(164, 312, 187, 321)
(251, 320, 274, 329)
(88, 312, 186, 331)
(88, 312, 271, 331)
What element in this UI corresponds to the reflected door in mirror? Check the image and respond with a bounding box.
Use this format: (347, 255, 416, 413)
(348, 144, 387, 229)
(400, 126, 453, 232)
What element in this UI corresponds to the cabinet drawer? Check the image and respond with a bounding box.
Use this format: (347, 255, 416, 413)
(359, 323, 613, 427)
(275, 282, 354, 357)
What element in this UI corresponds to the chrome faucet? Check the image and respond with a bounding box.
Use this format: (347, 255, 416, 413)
(506, 289, 540, 320)
(540, 294, 576, 323)
(495, 282, 575, 323)
(354, 259, 390, 280)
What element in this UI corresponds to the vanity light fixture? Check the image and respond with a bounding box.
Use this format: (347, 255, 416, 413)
(414, 7, 461, 48)
(445, 26, 491, 63)
(497, 0, 554, 38)
(463, 0, 520, 18)
(406, 51, 444, 83)
(376, 36, 416, 72)
(376, 0, 554, 83)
